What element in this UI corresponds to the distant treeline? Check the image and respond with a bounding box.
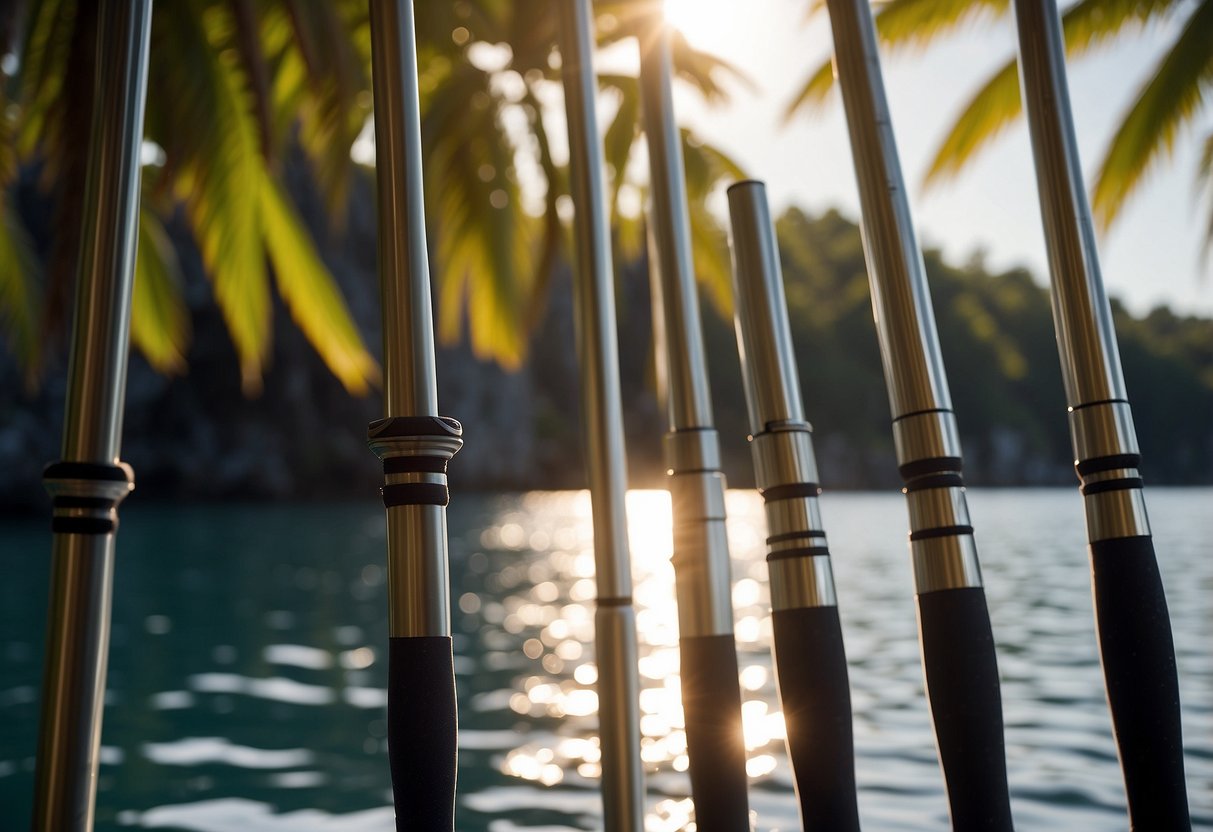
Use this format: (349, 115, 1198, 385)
(2, 197, 1210, 512)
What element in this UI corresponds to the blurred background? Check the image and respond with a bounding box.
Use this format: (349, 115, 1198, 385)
(0, 0, 1210, 830)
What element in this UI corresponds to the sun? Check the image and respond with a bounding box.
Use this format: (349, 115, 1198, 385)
(661, 0, 737, 53)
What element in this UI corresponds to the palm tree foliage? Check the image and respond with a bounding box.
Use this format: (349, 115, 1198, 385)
(788, 0, 1213, 261)
(0, 0, 745, 392)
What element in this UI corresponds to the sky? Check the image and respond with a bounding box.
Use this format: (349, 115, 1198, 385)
(650, 0, 1213, 318)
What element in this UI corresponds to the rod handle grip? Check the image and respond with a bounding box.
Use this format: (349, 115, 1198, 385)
(680, 634, 751, 830)
(1090, 535, 1190, 830)
(917, 587, 1013, 831)
(771, 606, 861, 831)
(389, 636, 457, 831)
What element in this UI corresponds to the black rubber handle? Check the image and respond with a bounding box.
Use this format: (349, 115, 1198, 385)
(917, 587, 1013, 831)
(680, 634, 750, 831)
(388, 636, 457, 831)
(1090, 535, 1190, 830)
(771, 606, 860, 831)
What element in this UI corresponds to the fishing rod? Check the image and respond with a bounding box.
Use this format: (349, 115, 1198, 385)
(366, 1, 464, 828)
(636, 16, 750, 831)
(30, 1, 150, 829)
(556, 1, 646, 829)
(1011, 2, 1190, 826)
(820, 1, 1014, 828)
(727, 181, 861, 830)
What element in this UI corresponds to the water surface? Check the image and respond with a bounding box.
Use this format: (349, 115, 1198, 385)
(1, 488, 1210, 829)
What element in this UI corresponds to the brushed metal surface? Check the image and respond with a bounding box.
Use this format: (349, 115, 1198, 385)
(770, 555, 838, 610)
(911, 535, 984, 593)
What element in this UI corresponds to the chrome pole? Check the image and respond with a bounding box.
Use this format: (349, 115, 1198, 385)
(822, 0, 1014, 827)
(367, 1, 464, 828)
(637, 18, 748, 830)
(1012, 1, 1190, 826)
(557, 1, 645, 828)
(31, 2, 150, 829)
(728, 181, 860, 831)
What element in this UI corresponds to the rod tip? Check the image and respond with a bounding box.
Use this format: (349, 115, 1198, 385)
(726, 178, 766, 195)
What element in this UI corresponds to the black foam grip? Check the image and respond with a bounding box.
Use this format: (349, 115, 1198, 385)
(388, 636, 457, 831)
(1090, 535, 1190, 830)
(916, 588, 1014, 831)
(771, 606, 860, 831)
(679, 634, 750, 831)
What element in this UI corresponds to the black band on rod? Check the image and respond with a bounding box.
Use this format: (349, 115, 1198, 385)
(43, 461, 134, 483)
(761, 482, 822, 503)
(381, 483, 449, 507)
(903, 473, 965, 492)
(383, 456, 448, 475)
(898, 457, 964, 481)
(1080, 477, 1144, 497)
(766, 546, 831, 563)
(766, 529, 827, 545)
(50, 517, 115, 535)
(909, 525, 975, 542)
(1075, 453, 1142, 477)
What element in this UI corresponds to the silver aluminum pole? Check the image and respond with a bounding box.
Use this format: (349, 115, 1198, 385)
(637, 18, 748, 830)
(31, 2, 150, 829)
(822, 1, 1014, 827)
(367, 1, 464, 828)
(1012, 1, 1190, 826)
(728, 181, 860, 831)
(557, 1, 645, 828)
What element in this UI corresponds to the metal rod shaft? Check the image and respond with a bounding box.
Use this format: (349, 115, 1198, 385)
(367, 1, 463, 828)
(638, 18, 747, 829)
(822, 0, 1013, 827)
(557, 1, 645, 828)
(728, 181, 860, 831)
(31, 2, 150, 829)
(1012, 1, 1190, 826)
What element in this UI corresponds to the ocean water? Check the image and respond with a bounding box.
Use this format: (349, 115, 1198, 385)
(0, 488, 1209, 830)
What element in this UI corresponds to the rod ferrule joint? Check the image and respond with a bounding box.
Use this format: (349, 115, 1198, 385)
(369, 416, 462, 507)
(43, 461, 134, 535)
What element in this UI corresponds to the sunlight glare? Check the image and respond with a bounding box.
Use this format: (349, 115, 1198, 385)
(662, 0, 737, 52)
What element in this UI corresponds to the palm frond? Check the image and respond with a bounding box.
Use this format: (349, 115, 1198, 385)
(131, 209, 190, 374)
(873, 0, 1009, 49)
(154, 1, 271, 392)
(923, 59, 1020, 185)
(681, 131, 747, 316)
(423, 61, 531, 367)
(923, 0, 1186, 187)
(0, 200, 42, 377)
(787, 0, 1008, 117)
(260, 174, 378, 393)
(1091, 0, 1213, 229)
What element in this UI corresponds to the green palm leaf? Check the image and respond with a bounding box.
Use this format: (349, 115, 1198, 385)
(130, 209, 190, 374)
(922, 0, 1183, 186)
(422, 61, 530, 368)
(1090, 0, 1213, 229)
(0, 202, 41, 378)
(260, 174, 377, 393)
(1199, 131, 1213, 262)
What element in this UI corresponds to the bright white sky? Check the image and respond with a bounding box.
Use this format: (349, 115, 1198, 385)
(651, 0, 1213, 317)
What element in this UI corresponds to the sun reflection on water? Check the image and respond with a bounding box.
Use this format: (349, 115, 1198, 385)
(468, 489, 786, 826)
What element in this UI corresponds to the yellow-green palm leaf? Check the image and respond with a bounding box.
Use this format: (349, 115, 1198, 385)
(1091, 0, 1213, 229)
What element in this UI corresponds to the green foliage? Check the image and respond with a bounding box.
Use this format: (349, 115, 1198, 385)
(1, 0, 747, 390)
(787, 0, 1212, 257)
